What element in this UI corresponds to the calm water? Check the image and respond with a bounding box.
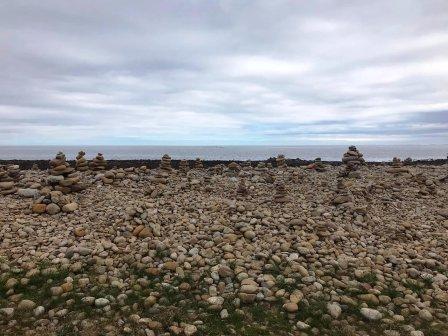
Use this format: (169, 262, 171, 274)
(0, 145, 446, 162)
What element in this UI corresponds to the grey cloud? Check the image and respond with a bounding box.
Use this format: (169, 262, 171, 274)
(0, 0, 447, 144)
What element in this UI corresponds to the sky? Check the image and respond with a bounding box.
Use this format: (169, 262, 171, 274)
(0, 0, 447, 145)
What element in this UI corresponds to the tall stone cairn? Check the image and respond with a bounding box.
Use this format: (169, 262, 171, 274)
(236, 178, 249, 197)
(75, 151, 89, 171)
(48, 152, 84, 194)
(179, 160, 189, 174)
(273, 181, 289, 203)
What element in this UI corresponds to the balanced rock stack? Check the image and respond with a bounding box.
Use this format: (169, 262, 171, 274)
(125, 203, 162, 238)
(386, 157, 410, 174)
(101, 171, 116, 184)
(75, 151, 89, 171)
(48, 152, 84, 194)
(236, 178, 249, 197)
(160, 154, 172, 172)
(0, 165, 19, 195)
(276, 154, 286, 168)
(32, 190, 78, 215)
(194, 158, 204, 169)
(342, 146, 365, 165)
(307, 158, 326, 172)
(340, 146, 364, 178)
(273, 181, 289, 203)
(179, 160, 189, 174)
(227, 162, 240, 176)
(89, 153, 107, 171)
(332, 179, 354, 205)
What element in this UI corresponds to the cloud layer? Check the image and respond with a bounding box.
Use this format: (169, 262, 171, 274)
(1, 0, 447, 145)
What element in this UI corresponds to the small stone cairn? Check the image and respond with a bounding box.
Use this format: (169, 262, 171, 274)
(236, 178, 249, 198)
(179, 160, 189, 174)
(332, 179, 354, 205)
(194, 157, 204, 169)
(290, 170, 301, 183)
(0, 165, 20, 195)
(226, 162, 240, 176)
(273, 180, 289, 203)
(125, 203, 162, 238)
(276, 154, 287, 168)
(386, 157, 410, 174)
(47, 152, 85, 194)
(75, 151, 89, 171)
(308, 158, 326, 172)
(160, 154, 172, 172)
(89, 153, 107, 171)
(32, 190, 78, 215)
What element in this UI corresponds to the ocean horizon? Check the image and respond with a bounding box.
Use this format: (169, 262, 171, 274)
(0, 144, 447, 162)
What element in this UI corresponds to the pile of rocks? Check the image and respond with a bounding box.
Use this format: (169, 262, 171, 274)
(276, 154, 286, 168)
(75, 151, 89, 171)
(226, 162, 240, 176)
(236, 178, 249, 197)
(179, 160, 189, 174)
(290, 170, 301, 183)
(194, 158, 204, 169)
(332, 179, 354, 205)
(387, 157, 410, 174)
(160, 154, 172, 172)
(0, 165, 20, 195)
(48, 152, 85, 194)
(340, 146, 364, 178)
(273, 181, 289, 203)
(125, 203, 162, 238)
(308, 158, 326, 172)
(31, 190, 78, 215)
(89, 153, 107, 171)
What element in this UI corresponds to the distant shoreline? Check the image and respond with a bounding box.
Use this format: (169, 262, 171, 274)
(1, 158, 446, 170)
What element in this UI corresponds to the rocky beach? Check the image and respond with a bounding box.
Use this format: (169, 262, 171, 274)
(0, 150, 447, 336)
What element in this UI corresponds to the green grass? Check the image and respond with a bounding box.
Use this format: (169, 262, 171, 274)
(359, 272, 378, 285)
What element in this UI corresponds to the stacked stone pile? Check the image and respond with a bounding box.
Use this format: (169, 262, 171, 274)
(213, 164, 224, 175)
(75, 151, 89, 171)
(291, 170, 301, 183)
(194, 158, 204, 169)
(308, 158, 326, 172)
(340, 146, 364, 178)
(179, 160, 189, 174)
(125, 203, 162, 238)
(387, 157, 410, 174)
(0, 165, 20, 195)
(31, 190, 78, 215)
(276, 154, 286, 168)
(48, 152, 85, 194)
(226, 162, 240, 176)
(160, 154, 172, 172)
(332, 179, 354, 205)
(236, 178, 249, 197)
(273, 181, 289, 203)
(89, 153, 107, 171)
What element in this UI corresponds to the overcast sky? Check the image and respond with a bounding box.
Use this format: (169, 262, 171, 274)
(1, 0, 447, 145)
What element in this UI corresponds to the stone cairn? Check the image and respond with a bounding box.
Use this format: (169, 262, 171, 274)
(308, 158, 326, 172)
(273, 180, 289, 203)
(194, 157, 204, 169)
(47, 152, 84, 194)
(89, 153, 107, 171)
(386, 157, 410, 174)
(160, 154, 172, 172)
(75, 151, 89, 172)
(213, 164, 224, 175)
(332, 179, 354, 205)
(125, 203, 162, 238)
(179, 160, 189, 174)
(236, 178, 249, 198)
(0, 165, 20, 195)
(227, 162, 240, 177)
(340, 146, 364, 178)
(276, 154, 287, 168)
(291, 170, 301, 183)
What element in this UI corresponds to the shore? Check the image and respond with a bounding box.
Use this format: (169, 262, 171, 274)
(0, 159, 447, 336)
(1, 157, 447, 170)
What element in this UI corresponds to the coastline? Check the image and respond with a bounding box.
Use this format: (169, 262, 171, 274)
(1, 157, 447, 170)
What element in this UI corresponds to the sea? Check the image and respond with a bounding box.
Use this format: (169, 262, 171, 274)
(0, 145, 447, 162)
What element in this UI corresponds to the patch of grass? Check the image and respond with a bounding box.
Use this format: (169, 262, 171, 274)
(380, 286, 403, 299)
(358, 272, 378, 285)
(403, 279, 426, 295)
